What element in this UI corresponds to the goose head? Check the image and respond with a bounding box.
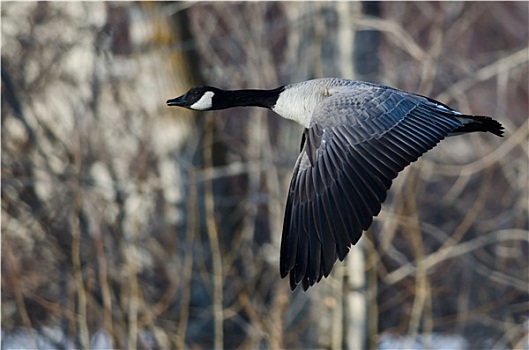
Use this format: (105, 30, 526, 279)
(167, 86, 220, 111)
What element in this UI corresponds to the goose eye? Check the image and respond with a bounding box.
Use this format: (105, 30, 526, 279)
(191, 90, 203, 101)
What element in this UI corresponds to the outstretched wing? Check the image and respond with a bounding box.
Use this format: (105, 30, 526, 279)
(280, 85, 463, 290)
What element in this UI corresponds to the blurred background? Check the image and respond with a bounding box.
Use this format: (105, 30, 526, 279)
(2, 2, 528, 349)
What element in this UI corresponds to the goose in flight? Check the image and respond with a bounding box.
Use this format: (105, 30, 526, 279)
(167, 78, 504, 291)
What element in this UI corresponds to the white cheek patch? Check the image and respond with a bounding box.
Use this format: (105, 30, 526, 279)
(190, 91, 214, 110)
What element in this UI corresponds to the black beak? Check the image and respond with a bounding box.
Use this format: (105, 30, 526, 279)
(166, 94, 187, 107)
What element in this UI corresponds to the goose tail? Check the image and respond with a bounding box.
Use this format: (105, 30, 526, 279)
(451, 115, 504, 137)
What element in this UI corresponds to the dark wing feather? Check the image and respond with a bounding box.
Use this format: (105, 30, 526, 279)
(280, 85, 463, 290)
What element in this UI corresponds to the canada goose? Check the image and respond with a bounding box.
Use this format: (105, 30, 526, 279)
(167, 78, 504, 291)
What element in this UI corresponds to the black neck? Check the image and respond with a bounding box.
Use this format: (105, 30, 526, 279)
(212, 87, 284, 110)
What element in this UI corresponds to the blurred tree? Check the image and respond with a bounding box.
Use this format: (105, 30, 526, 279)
(2, 2, 528, 349)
